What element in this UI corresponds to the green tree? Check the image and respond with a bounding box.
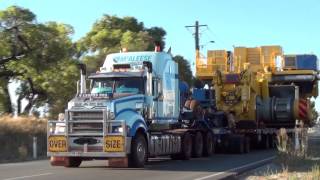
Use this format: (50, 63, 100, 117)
(0, 6, 78, 117)
(173, 55, 193, 86)
(0, 6, 35, 114)
(77, 15, 166, 73)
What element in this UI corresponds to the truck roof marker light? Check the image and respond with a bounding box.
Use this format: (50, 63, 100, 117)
(155, 45, 161, 52)
(121, 47, 128, 53)
(154, 41, 162, 52)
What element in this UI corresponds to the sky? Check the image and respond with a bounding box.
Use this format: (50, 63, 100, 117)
(1, 0, 320, 111)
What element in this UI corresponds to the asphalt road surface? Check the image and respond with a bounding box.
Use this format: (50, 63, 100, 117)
(0, 150, 275, 180)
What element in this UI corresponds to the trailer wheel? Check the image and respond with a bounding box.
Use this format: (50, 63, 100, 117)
(244, 137, 251, 153)
(192, 131, 203, 158)
(203, 131, 214, 157)
(230, 135, 244, 154)
(129, 133, 147, 168)
(238, 136, 245, 154)
(268, 135, 276, 149)
(64, 157, 82, 168)
(261, 135, 270, 149)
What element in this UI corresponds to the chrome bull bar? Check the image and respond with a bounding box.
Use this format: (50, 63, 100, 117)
(47, 109, 131, 157)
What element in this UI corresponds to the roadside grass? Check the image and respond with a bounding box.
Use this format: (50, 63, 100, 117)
(0, 115, 47, 162)
(241, 127, 320, 179)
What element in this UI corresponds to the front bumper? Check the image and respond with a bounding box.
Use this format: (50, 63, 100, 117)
(47, 137, 131, 158)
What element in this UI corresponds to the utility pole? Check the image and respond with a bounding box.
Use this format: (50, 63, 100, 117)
(185, 21, 207, 52)
(185, 21, 208, 69)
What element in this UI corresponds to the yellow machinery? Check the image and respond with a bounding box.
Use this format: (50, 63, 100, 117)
(196, 45, 318, 128)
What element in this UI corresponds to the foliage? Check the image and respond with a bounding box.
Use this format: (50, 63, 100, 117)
(77, 15, 166, 73)
(0, 7, 167, 118)
(0, 6, 78, 116)
(173, 55, 193, 86)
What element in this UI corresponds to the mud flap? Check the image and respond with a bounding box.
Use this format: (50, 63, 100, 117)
(50, 156, 65, 166)
(108, 157, 128, 168)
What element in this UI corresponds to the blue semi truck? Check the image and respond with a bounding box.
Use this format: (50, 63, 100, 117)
(47, 48, 215, 167)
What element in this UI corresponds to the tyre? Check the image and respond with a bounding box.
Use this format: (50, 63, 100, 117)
(192, 131, 203, 158)
(244, 137, 251, 153)
(171, 132, 192, 160)
(64, 157, 82, 168)
(203, 131, 214, 157)
(229, 135, 244, 154)
(129, 133, 147, 168)
(260, 135, 270, 149)
(269, 135, 276, 149)
(237, 136, 245, 154)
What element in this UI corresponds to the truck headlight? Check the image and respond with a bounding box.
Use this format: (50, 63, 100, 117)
(68, 101, 75, 109)
(112, 126, 123, 133)
(55, 113, 66, 134)
(117, 127, 123, 133)
(58, 113, 65, 121)
(55, 124, 66, 134)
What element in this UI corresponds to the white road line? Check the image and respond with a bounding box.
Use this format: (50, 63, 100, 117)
(0, 160, 48, 167)
(194, 156, 276, 180)
(2, 173, 52, 180)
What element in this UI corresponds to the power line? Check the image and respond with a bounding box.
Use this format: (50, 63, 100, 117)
(206, 26, 231, 48)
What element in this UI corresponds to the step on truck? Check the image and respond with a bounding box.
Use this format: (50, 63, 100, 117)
(47, 46, 214, 168)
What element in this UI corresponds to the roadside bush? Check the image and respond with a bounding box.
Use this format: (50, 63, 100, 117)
(0, 115, 47, 162)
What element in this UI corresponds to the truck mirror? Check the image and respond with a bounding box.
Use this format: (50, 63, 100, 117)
(153, 92, 163, 101)
(158, 92, 163, 100)
(143, 61, 152, 73)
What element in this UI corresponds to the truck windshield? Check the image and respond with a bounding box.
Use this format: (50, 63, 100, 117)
(91, 77, 144, 94)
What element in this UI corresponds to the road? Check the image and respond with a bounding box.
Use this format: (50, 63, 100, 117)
(0, 150, 275, 180)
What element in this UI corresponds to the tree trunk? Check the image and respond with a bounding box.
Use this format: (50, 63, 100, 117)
(0, 78, 13, 114)
(22, 100, 32, 115)
(17, 93, 23, 115)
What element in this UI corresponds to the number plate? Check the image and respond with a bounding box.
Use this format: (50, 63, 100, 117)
(48, 136, 67, 152)
(104, 136, 124, 152)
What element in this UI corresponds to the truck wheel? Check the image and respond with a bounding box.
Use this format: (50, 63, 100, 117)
(171, 132, 192, 160)
(129, 133, 147, 168)
(64, 157, 82, 167)
(192, 131, 203, 158)
(203, 131, 214, 157)
(181, 132, 192, 160)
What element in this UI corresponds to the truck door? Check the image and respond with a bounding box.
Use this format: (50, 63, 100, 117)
(152, 78, 163, 119)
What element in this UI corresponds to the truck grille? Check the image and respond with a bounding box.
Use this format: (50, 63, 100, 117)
(70, 111, 103, 121)
(68, 111, 105, 136)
